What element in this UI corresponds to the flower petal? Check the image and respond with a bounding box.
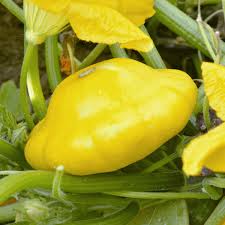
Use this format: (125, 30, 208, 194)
(68, 2, 153, 52)
(25, 0, 70, 13)
(202, 62, 225, 121)
(24, 0, 68, 44)
(72, 0, 155, 26)
(182, 122, 225, 176)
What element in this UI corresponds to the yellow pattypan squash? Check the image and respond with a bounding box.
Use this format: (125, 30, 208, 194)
(25, 58, 197, 175)
(183, 62, 225, 176)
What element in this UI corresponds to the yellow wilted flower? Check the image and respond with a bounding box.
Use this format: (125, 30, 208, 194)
(182, 62, 225, 176)
(24, 0, 155, 52)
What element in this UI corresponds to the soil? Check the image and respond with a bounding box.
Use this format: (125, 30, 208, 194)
(0, 4, 24, 84)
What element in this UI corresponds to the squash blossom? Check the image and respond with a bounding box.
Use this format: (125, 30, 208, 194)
(183, 62, 225, 176)
(25, 58, 197, 175)
(24, 0, 155, 51)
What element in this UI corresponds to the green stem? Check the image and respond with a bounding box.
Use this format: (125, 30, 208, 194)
(27, 45, 47, 120)
(0, 171, 184, 202)
(52, 166, 65, 201)
(0, 202, 20, 223)
(205, 9, 223, 23)
(203, 184, 223, 200)
(205, 197, 225, 225)
(68, 44, 76, 74)
(192, 54, 202, 78)
(154, 0, 225, 58)
(203, 96, 211, 130)
(146, 17, 160, 39)
(74, 56, 82, 67)
(64, 193, 130, 207)
(202, 178, 224, 200)
(203, 177, 225, 189)
(139, 199, 168, 209)
(19, 43, 35, 130)
(7, 222, 31, 225)
(160, 149, 178, 169)
(139, 46, 166, 69)
(168, 0, 177, 4)
(63, 202, 139, 225)
(177, 0, 185, 9)
(106, 191, 210, 200)
(109, 44, 129, 58)
(202, 22, 217, 53)
(0, 0, 24, 23)
(0, 139, 29, 169)
(139, 25, 166, 69)
(178, 182, 203, 191)
(186, 0, 220, 6)
(141, 152, 179, 173)
(197, 20, 216, 61)
(78, 44, 107, 70)
(45, 36, 62, 92)
(222, 0, 225, 28)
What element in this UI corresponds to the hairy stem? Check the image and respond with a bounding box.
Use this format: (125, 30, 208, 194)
(0, 171, 184, 202)
(45, 36, 62, 92)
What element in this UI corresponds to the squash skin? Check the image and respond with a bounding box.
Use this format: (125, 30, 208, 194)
(25, 58, 197, 175)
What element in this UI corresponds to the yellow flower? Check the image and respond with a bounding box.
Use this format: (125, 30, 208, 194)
(182, 62, 225, 176)
(24, 0, 155, 52)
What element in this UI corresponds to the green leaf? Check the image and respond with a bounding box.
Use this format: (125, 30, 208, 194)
(0, 105, 27, 148)
(128, 200, 189, 225)
(0, 105, 17, 141)
(0, 80, 23, 120)
(204, 197, 225, 225)
(187, 199, 218, 225)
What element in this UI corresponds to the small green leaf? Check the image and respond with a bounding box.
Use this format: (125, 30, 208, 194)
(0, 80, 23, 120)
(0, 105, 17, 141)
(128, 200, 189, 225)
(0, 104, 27, 150)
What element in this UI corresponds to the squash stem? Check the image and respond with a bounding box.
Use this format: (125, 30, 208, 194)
(78, 44, 107, 70)
(19, 43, 35, 130)
(26, 45, 47, 120)
(0, 202, 20, 224)
(139, 25, 166, 69)
(45, 36, 62, 92)
(109, 44, 129, 58)
(105, 191, 210, 200)
(141, 152, 179, 174)
(203, 96, 211, 130)
(0, 171, 184, 202)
